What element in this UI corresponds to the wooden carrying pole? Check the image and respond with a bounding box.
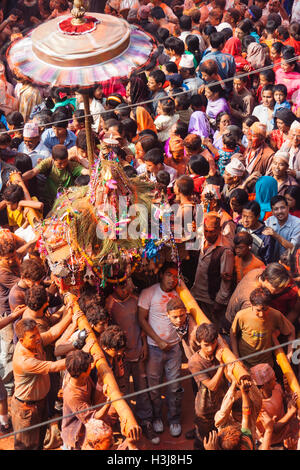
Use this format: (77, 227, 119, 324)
(82, 93, 94, 175)
(177, 279, 252, 383)
(275, 347, 300, 409)
(177, 280, 300, 408)
(64, 293, 140, 437)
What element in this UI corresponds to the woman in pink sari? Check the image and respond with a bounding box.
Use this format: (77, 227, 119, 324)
(275, 48, 300, 102)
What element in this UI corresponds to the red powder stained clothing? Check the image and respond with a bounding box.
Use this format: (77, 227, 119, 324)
(234, 254, 265, 284)
(61, 374, 100, 449)
(191, 174, 206, 194)
(105, 294, 143, 362)
(0, 267, 19, 316)
(226, 268, 298, 325)
(188, 351, 228, 421)
(138, 283, 180, 347)
(284, 37, 300, 57)
(269, 282, 299, 316)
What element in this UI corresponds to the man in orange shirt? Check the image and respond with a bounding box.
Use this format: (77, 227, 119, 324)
(11, 318, 67, 450)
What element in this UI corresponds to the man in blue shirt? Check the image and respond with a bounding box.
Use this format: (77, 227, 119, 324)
(263, 195, 300, 261)
(41, 109, 76, 151)
(199, 31, 236, 93)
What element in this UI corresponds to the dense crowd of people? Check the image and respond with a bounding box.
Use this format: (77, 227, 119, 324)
(0, 0, 299, 452)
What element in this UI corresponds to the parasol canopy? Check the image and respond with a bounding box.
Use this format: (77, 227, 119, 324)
(7, 7, 156, 88)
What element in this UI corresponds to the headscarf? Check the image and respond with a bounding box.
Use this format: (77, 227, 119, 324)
(223, 37, 242, 57)
(255, 175, 278, 221)
(168, 135, 185, 161)
(222, 37, 251, 73)
(135, 105, 157, 135)
(188, 111, 213, 139)
(246, 42, 267, 69)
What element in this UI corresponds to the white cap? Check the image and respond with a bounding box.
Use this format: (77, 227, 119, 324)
(179, 54, 194, 69)
(225, 157, 246, 177)
(216, 22, 233, 32)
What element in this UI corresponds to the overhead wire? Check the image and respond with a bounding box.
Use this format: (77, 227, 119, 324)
(1, 52, 300, 136)
(0, 337, 299, 440)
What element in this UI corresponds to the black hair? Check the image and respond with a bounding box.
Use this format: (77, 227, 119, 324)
(259, 68, 275, 83)
(75, 175, 90, 186)
(243, 115, 259, 128)
(164, 61, 178, 74)
(277, 25, 289, 40)
(164, 36, 185, 56)
(144, 147, 164, 165)
(6, 111, 24, 128)
(196, 323, 218, 343)
(243, 200, 261, 217)
(179, 14, 192, 31)
(150, 5, 165, 19)
(273, 84, 287, 97)
(115, 103, 131, 118)
(122, 118, 137, 141)
(157, 27, 170, 44)
(123, 165, 138, 178)
(229, 188, 249, 206)
(14, 153, 33, 173)
(188, 154, 209, 176)
(160, 97, 175, 116)
(265, 19, 277, 34)
(175, 175, 194, 196)
(216, 111, 231, 130)
(149, 69, 166, 86)
(209, 31, 226, 50)
(99, 325, 127, 351)
(237, 18, 254, 35)
(284, 185, 300, 210)
(249, 287, 272, 306)
(3, 184, 24, 203)
(52, 109, 69, 129)
(185, 35, 201, 65)
(233, 231, 253, 246)
(173, 121, 188, 140)
(73, 109, 85, 124)
(52, 144, 68, 160)
(242, 35, 256, 52)
(156, 170, 170, 186)
(270, 195, 288, 207)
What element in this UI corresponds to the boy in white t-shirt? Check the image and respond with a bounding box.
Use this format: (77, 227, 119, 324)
(138, 262, 184, 439)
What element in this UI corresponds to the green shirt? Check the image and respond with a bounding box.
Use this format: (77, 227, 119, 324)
(36, 157, 83, 204)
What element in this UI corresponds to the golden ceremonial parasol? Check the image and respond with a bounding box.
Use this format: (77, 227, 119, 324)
(7, 0, 157, 170)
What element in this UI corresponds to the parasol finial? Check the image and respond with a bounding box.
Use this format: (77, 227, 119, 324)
(71, 0, 87, 25)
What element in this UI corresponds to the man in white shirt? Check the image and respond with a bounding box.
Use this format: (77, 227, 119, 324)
(136, 147, 177, 187)
(18, 123, 51, 167)
(138, 262, 183, 439)
(252, 85, 275, 133)
(263, 195, 300, 261)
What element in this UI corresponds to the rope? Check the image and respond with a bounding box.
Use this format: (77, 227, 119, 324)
(2, 53, 300, 136)
(0, 337, 298, 441)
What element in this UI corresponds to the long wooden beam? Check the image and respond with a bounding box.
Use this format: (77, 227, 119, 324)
(64, 292, 140, 438)
(177, 280, 300, 408)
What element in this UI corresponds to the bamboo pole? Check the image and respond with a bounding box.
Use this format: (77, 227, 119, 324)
(177, 279, 251, 383)
(82, 93, 94, 175)
(64, 292, 140, 438)
(177, 279, 300, 408)
(275, 347, 300, 409)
